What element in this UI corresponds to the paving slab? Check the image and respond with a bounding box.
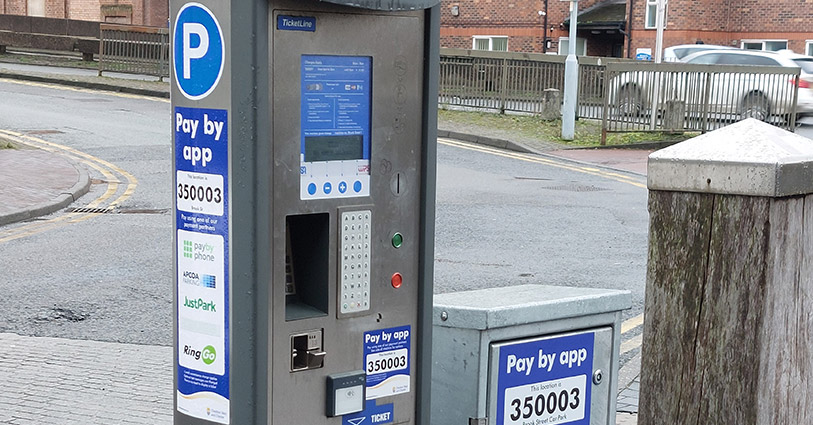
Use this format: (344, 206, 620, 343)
(0, 333, 172, 425)
(0, 148, 90, 226)
(549, 149, 653, 176)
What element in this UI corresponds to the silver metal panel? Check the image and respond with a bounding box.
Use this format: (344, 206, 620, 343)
(486, 328, 613, 425)
(270, 2, 425, 424)
(431, 304, 626, 425)
(433, 284, 632, 330)
(648, 119, 813, 197)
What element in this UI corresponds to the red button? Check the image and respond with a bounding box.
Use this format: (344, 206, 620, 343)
(391, 273, 403, 289)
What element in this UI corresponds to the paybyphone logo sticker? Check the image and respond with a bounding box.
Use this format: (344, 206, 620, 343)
(173, 2, 224, 100)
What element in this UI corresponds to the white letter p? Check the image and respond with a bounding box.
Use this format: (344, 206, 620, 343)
(183, 23, 209, 79)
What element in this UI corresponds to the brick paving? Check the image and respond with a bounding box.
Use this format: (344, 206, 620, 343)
(0, 149, 80, 216)
(548, 148, 653, 176)
(0, 333, 173, 425)
(616, 377, 640, 415)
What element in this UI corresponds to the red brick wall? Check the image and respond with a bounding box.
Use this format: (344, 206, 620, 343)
(142, 0, 166, 27)
(445, 0, 813, 57)
(3, 0, 27, 15)
(441, 0, 605, 53)
(44, 0, 63, 17)
(0, 0, 168, 25)
(69, 0, 100, 21)
(628, 0, 813, 56)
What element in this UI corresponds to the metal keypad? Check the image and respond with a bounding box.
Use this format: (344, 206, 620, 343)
(340, 210, 371, 314)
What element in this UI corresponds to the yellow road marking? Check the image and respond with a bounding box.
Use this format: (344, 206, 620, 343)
(621, 313, 645, 334)
(438, 138, 647, 189)
(0, 78, 168, 103)
(439, 138, 648, 354)
(80, 160, 118, 208)
(0, 129, 137, 242)
(620, 333, 644, 355)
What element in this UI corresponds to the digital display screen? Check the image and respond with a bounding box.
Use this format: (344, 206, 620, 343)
(304, 135, 364, 162)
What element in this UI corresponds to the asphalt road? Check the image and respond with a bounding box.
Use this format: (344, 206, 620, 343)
(0, 79, 649, 349)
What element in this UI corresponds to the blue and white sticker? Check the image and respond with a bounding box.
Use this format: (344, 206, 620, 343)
(496, 332, 595, 425)
(278, 15, 316, 32)
(364, 326, 411, 399)
(175, 107, 230, 424)
(343, 401, 394, 425)
(173, 2, 225, 100)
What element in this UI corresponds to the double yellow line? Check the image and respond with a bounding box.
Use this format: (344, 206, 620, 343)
(439, 137, 647, 353)
(0, 129, 138, 243)
(438, 138, 646, 189)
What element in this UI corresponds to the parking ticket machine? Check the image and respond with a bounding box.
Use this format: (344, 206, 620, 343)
(171, 0, 439, 424)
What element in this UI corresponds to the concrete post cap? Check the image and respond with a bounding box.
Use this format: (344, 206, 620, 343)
(648, 119, 813, 197)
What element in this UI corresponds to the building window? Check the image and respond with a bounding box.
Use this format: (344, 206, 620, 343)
(742, 40, 788, 51)
(645, 0, 667, 29)
(807, 41, 813, 56)
(558, 37, 587, 56)
(473, 36, 508, 52)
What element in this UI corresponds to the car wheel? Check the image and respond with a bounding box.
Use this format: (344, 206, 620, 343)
(617, 85, 643, 117)
(740, 93, 770, 122)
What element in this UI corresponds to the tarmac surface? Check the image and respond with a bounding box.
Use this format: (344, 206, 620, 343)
(0, 59, 644, 424)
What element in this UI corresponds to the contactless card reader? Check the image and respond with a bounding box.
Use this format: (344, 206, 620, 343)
(326, 371, 367, 416)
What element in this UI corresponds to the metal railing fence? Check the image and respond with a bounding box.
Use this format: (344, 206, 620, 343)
(439, 48, 630, 120)
(439, 48, 566, 114)
(99, 24, 169, 79)
(601, 62, 800, 143)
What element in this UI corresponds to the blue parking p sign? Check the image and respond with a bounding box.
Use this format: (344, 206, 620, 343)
(173, 2, 224, 100)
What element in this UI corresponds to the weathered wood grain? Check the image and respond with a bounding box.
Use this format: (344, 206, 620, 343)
(641, 191, 813, 425)
(693, 195, 769, 424)
(639, 190, 713, 425)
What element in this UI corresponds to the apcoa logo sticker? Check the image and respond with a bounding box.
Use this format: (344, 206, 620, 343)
(173, 2, 224, 100)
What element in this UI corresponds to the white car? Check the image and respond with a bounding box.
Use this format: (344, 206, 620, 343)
(662, 44, 736, 62)
(682, 49, 813, 119)
(610, 49, 812, 122)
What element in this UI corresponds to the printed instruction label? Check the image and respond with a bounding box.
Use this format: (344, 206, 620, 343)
(175, 106, 229, 424)
(495, 332, 595, 425)
(364, 325, 411, 399)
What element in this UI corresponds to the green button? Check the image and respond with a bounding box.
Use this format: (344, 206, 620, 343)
(392, 233, 403, 249)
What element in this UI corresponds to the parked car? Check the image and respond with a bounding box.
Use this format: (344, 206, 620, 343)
(610, 49, 813, 122)
(663, 44, 736, 62)
(682, 49, 813, 119)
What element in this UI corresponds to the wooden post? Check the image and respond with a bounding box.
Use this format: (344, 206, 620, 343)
(640, 119, 813, 425)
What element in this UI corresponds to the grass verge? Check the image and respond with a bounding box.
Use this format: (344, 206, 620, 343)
(439, 109, 695, 148)
(0, 51, 98, 70)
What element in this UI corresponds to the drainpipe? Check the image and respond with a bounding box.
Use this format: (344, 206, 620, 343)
(543, 0, 549, 53)
(626, 0, 634, 57)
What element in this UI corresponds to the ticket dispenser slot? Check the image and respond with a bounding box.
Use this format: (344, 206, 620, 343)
(285, 213, 329, 321)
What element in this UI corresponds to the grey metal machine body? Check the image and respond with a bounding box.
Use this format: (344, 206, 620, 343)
(170, 0, 439, 423)
(432, 285, 631, 425)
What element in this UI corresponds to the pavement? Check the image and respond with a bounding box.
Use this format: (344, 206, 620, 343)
(0, 58, 644, 424)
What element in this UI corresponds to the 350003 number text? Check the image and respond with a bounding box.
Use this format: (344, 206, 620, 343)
(366, 348, 408, 375)
(176, 171, 224, 216)
(178, 183, 222, 204)
(503, 375, 587, 425)
(509, 388, 580, 421)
